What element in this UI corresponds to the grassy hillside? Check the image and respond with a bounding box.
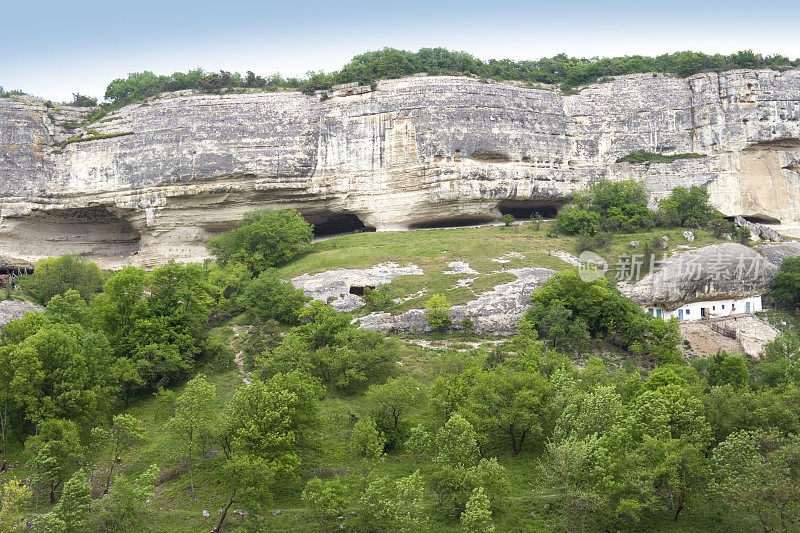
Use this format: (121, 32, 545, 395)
(278, 222, 728, 314)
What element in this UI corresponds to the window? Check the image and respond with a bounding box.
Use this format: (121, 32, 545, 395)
(648, 308, 654, 315)
(722, 304, 725, 309)
(712, 305, 716, 310)
(656, 309, 662, 318)
(686, 309, 690, 315)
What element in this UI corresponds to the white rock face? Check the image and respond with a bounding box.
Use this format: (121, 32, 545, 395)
(620, 243, 781, 310)
(2, 70, 800, 266)
(291, 263, 423, 311)
(0, 300, 43, 331)
(358, 267, 554, 335)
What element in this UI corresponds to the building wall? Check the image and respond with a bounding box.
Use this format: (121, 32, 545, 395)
(645, 295, 763, 322)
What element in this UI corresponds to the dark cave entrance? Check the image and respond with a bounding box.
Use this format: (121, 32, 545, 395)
(0, 206, 140, 258)
(304, 211, 376, 238)
(497, 200, 561, 219)
(348, 285, 375, 296)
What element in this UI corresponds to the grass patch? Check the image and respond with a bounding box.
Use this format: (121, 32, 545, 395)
(277, 223, 730, 315)
(615, 150, 705, 165)
(55, 131, 133, 148)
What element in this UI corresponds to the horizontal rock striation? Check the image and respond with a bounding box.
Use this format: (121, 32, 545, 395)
(2, 70, 800, 266)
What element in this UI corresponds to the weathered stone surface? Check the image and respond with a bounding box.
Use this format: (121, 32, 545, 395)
(0, 300, 43, 331)
(734, 215, 785, 241)
(291, 263, 423, 311)
(357, 267, 554, 335)
(620, 243, 778, 310)
(2, 69, 800, 266)
(683, 231, 695, 242)
(757, 241, 800, 266)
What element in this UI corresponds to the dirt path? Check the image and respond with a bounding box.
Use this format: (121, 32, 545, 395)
(231, 326, 251, 385)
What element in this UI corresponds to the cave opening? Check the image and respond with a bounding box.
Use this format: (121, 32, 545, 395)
(0, 206, 140, 259)
(348, 285, 375, 296)
(304, 211, 376, 238)
(497, 200, 560, 219)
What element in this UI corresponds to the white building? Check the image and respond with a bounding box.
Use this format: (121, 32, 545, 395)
(644, 294, 763, 322)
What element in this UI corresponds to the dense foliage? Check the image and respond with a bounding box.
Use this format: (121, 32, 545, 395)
(556, 181, 741, 250)
(98, 48, 800, 109)
(772, 256, 800, 309)
(3, 206, 800, 531)
(206, 209, 313, 275)
(524, 269, 682, 363)
(557, 179, 653, 235)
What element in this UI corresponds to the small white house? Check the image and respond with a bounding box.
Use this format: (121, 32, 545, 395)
(645, 294, 763, 322)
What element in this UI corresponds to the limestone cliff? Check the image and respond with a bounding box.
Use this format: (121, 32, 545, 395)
(1, 70, 800, 267)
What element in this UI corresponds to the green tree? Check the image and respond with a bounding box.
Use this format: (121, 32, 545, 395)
(501, 214, 515, 227)
(223, 371, 320, 478)
(656, 186, 716, 227)
(91, 414, 147, 494)
(464, 366, 551, 454)
(772, 256, 800, 309)
(25, 419, 84, 503)
(461, 487, 495, 533)
(260, 302, 397, 392)
(364, 376, 422, 450)
(0, 479, 30, 532)
(30, 255, 104, 305)
(710, 431, 800, 532)
(239, 269, 309, 324)
(349, 417, 386, 461)
(213, 453, 275, 533)
(301, 477, 349, 527)
(41, 469, 91, 532)
(93, 465, 159, 533)
(426, 294, 451, 331)
(207, 209, 313, 274)
(168, 375, 218, 496)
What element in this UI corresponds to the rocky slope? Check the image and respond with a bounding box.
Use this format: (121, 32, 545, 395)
(2, 70, 800, 267)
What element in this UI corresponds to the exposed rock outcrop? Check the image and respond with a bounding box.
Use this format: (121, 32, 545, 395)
(620, 243, 778, 310)
(2, 69, 800, 266)
(290, 263, 423, 312)
(0, 300, 43, 331)
(734, 216, 785, 241)
(758, 241, 800, 266)
(357, 267, 554, 335)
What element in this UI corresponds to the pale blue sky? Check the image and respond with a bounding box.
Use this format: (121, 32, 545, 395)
(3, 0, 799, 101)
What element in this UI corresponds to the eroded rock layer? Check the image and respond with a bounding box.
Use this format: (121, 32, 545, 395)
(2, 70, 800, 266)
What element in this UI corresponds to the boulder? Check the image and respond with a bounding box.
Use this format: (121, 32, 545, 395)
(683, 231, 695, 242)
(619, 243, 777, 310)
(734, 216, 785, 242)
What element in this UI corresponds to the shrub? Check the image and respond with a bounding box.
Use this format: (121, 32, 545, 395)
(657, 186, 717, 227)
(557, 180, 652, 235)
(501, 214, 515, 226)
(239, 269, 309, 324)
(461, 317, 475, 333)
(207, 209, 313, 274)
(31, 254, 104, 305)
(772, 256, 800, 309)
(426, 294, 451, 331)
(615, 150, 704, 164)
(710, 218, 736, 239)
